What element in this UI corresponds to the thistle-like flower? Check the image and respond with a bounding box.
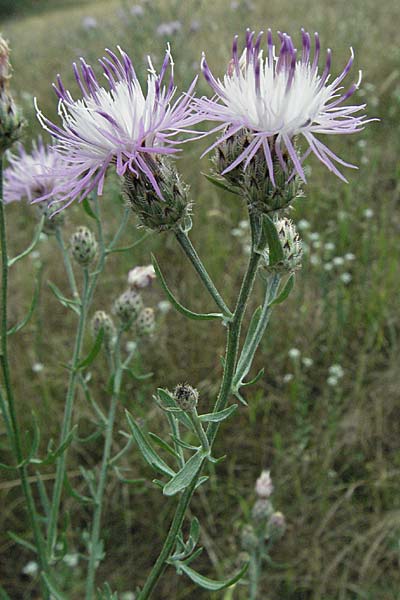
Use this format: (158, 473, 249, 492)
(36, 45, 198, 210)
(128, 265, 156, 289)
(198, 29, 371, 185)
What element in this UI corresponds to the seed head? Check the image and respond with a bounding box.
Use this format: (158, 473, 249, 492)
(113, 289, 144, 325)
(173, 383, 198, 412)
(263, 217, 303, 273)
(123, 156, 191, 232)
(136, 307, 156, 337)
(70, 226, 97, 266)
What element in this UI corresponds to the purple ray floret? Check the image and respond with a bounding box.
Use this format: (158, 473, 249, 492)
(196, 29, 374, 183)
(35, 45, 198, 210)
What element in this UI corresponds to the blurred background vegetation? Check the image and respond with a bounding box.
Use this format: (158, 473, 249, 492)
(1, 0, 400, 598)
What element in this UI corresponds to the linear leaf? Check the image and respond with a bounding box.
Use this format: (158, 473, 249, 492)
(148, 432, 180, 460)
(202, 172, 241, 196)
(8, 531, 36, 553)
(198, 404, 238, 423)
(7, 271, 41, 335)
(8, 217, 44, 267)
(241, 368, 265, 387)
(82, 198, 98, 221)
(125, 410, 176, 477)
(268, 274, 295, 306)
(262, 214, 284, 265)
(41, 573, 68, 600)
(77, 328, 104, 369)
(163, 450, 204, 496)
(48, 282, 80, 315)
(177, 561, 248, 591)
(152, 254, 223, 321)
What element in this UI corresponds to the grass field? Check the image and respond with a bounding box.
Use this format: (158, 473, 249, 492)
(1, 0, 400, 598)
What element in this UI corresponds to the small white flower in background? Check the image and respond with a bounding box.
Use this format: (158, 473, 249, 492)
(156, 21, 182, 36)
(130, 5, 144, 16)
(329, 364, 344, 378)
(231, 227, 244, 237)
(255, 470, 274, 498)
(288, 348, 301, 360)
(324, 242, 335, 252)
(332, 256, 344, 267)
(32, 363, 44, 373)
(357, 139, 367, 149)
(82, 16, 98, 30)
(340, 272, 352, 284)
(157, 300, 172, 314)
(324, 262, 333, 272)
(297, 219, 310, 231)
(126, 341, 138, 353)
(327, 376, 338, 386)
(283, 373, 293, 383)
(190, 19, 201, 32)
(345, 252, 355, 261)
(63, 553, 79, 568)
(310, 255, 320, 265)
(239, 219, 249, 229)
(302, 357, 313, 368)
(22, 561, 38, 576)
(312, 240, 321, 249)
(363, 208, 374, 219)
(308, 232, 320, 242)
(121, 593, 136, 600)
(128, 265, 156, 289)
(243, 243, 252, 255)
(30, 250, 41, 261)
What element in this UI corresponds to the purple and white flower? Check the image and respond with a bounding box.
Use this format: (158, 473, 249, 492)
(128, 264, 156, 289)
(197, 29, 372, 183)
(4, 137, 62, 204)
(35, 46, 197, 209)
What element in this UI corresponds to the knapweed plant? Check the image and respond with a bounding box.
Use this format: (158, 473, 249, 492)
(0, 27, 371, 599)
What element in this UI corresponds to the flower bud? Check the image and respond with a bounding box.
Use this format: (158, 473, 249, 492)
(214, 128, 302, 213)
(251, 499, 273, 524)
(255, 470, 274, 498)
(0, 36, 23, 152)
(128, 265, 156, 289)
(113, 290, 144, 325)
(123, 156, 191, 232)
(35, 201, 65, 235)
(240, 524, 257, 552)
(136, 307, 156, 337)
(263, 218, 302, 273)
(173, 383, 198, 412)
(70, 226, 97, 266)
(267, 511, 286, 542)
(91, 311, 116, 347)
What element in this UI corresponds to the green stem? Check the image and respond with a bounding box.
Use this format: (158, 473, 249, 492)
(138, 211, 261, 599)
(0, 156, 50, 599)
(85, 335, 123, 599)
(249, 549, 260, 600)
(175, 228, 232, 318)
(46, 268, 90, 558)
(190, 408, 210, 454)
(55, 226, 78, 299)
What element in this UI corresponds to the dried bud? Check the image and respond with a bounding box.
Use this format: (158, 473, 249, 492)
(136, 307, 156, 337)
(255, 470, 274, 498)
(251, 499, 273, 524)
(70, 226, 97, 266)
(173, 383, 198, 412)
(123, 156, 191, 232)
(240, 524, 257, 552)
(128, 265, 156, 289)
(214, 128, 302, 213)
(91, 311, 116, 347)
(267, 512, 286, 542)
(0, 36, 23, 152)
(263, 218, 302, 273)
(113, 289, 144, 325)
(35, 201, 65, 235)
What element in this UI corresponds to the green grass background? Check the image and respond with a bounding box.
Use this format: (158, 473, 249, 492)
(1, 0, 400, 598)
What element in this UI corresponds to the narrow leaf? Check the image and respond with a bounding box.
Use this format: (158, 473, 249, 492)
(170, 435, 200, 452)
(202, 172, 240, 196)
(262, 214, 284, 265)
(7, 271, 41, 335)
(8, 217, 44, 267)
(63, 475, 94, 505)
(124, 367, 153, 381)
(148, 432, 180, 460)
(268, 274, 295, 306)
(198, 404, 238, 423)
(107, 233, 150, 254)
(241, 368, 265, 387)
(8, 531, 36, 553)
(125, 410, 176, 477)
(82, 198, 98, 220)
(152, 254, 223, 321)
(177, 561, 248, 591)
(48, 282, 80, 315)
(163, 450, 204, 496)
(77, 328, 104, 369)
(195, 476, 209, 490)
(41, 573, 67, 600)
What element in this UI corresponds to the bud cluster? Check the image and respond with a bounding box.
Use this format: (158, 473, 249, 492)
(0, 36, 23, 152)
(123, 156, 191, 232)
(263, 217, 303, 273)
(214, 129, 302, 214)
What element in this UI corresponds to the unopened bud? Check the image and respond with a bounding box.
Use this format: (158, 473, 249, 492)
(263, 218, 302, 273)
(267, 512, 286, 542)
(36, 201, 65, 235)
(240, 524, 257, 552)
(70, 226, 97, 266)
(251, 499, 273, 524)
(0, 36, 23, 152)
(91, 311, 116, 346)
(123, 156, 191, 232)
(255, 470, 274, 498)
(136, 307, 156, 337)
(173, 383, 198, 412)
(113, 289, 144, 325)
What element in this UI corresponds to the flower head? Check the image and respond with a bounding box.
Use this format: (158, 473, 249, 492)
(36, 46, 197, 210)
(198, 29, 372, 184)
(128, 265, 156, 289)
(4, 137, 62, 204)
